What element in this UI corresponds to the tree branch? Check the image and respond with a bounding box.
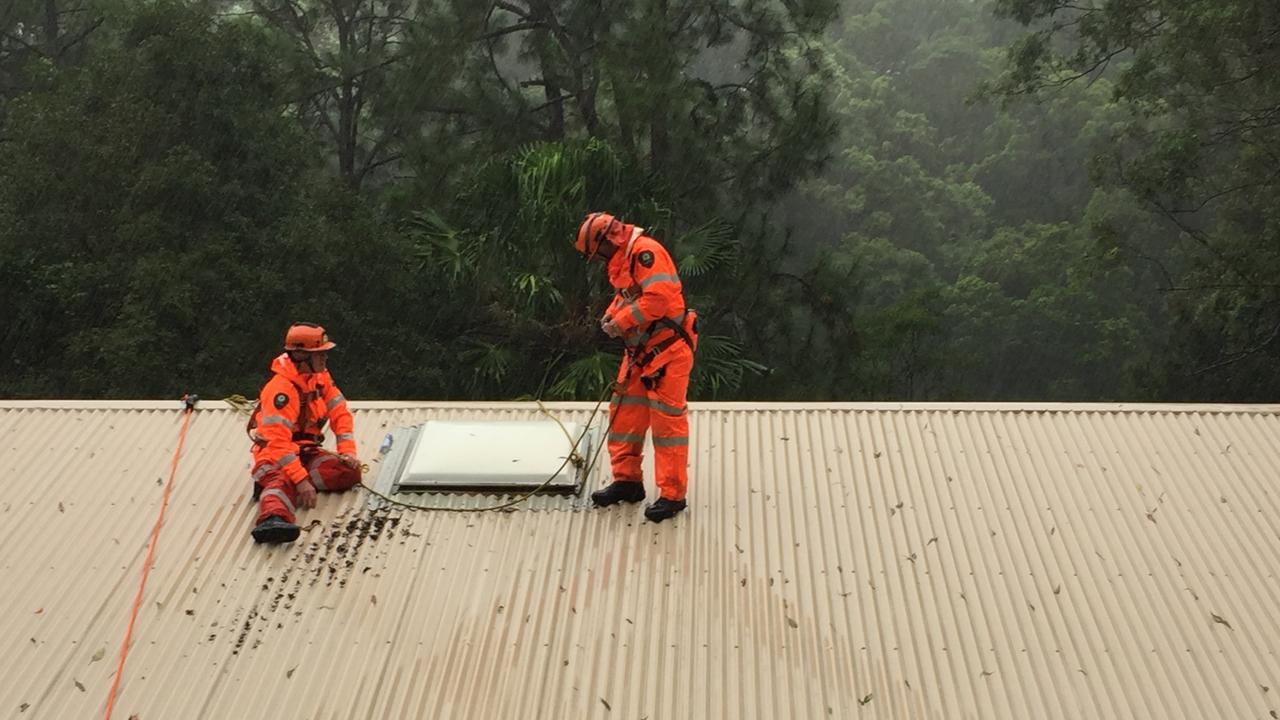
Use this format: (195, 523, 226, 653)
(477, 19, 544, 42)
(285, 52, 407, 105)
(1191, 320, 1280, 376)
(55, 15, 103, 57)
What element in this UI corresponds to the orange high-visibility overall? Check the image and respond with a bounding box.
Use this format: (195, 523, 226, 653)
(248, 353, 361, 525)
(603, 228, 697, 501)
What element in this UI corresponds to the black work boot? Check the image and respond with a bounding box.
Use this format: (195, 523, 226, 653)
(251, 516, 300, 544)
(644, 497, 687, 523)
(591, 480, 646, 507)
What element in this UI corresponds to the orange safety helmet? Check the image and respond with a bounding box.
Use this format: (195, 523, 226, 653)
(574, 212, 617, 258)
(284, 322, 337, 353)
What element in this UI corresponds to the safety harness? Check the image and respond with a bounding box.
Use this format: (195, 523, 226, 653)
(631, 312, 697, 369)
(625, 246, 698, 371)
(246, 381, 327, 447)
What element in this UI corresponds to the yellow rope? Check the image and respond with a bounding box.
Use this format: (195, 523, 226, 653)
(536, 398, 585, 468)
(223, 394, 257, 416)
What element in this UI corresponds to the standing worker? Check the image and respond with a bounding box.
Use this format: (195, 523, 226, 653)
(575, 212, 697, 522)
(246, 322, 362, 543)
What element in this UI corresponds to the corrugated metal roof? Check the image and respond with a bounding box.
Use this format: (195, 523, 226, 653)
(1, 400, 1279, 719)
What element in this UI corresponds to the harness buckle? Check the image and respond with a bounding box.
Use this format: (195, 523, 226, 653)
(641, 366, 667, 390)
(633, 337, 679, 369)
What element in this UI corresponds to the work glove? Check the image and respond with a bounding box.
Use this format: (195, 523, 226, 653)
(295, 479, 318, 509)
(338, 453, 362, 473)
(600, 316, 622, 338)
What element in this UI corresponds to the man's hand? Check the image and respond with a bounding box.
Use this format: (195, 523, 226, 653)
(600, 316, 622, 338)
(295, 479, 317, 509)
(338, 453, 361, 471)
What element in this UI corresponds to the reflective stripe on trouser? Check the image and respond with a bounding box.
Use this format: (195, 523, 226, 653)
(607, 344, 692, 501)
(253, 464, 300, 524)
(251, 449, 362, 525)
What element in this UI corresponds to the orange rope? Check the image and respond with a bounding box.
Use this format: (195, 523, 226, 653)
(103, 399, 196, 720)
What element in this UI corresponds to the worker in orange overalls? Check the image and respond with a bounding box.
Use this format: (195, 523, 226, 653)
(575, 212, 697, 522)
(247, 322, 362, 543)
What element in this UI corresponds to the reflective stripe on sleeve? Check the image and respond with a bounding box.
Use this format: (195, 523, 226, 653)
(629, 302, 645, 326)
(639, 273, 680, 289)
(259, 415, 294, 429)
(335, 433, 354, 443)
(326, 394, 346, 411)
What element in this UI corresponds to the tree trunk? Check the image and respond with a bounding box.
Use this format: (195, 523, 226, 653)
(525, 3, 565, 140)
(43, 0, 60, 60)
(334, 0, 358, 187)
(538, 49, 565, 140)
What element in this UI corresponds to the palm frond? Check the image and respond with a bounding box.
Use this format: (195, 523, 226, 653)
(511, 271, 564, 311)
(458, 339, 514, 389)
(510, 139, 627, 241)
(409, 209, 482, 282)
(691, 334, 768, 397)
(673, 218, 737, 278)
(547, 351, 617, 400)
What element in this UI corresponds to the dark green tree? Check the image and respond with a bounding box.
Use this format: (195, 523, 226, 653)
(0, 1, 423, 398)
(779, 0, 1161, 400)
(390, 1, 838, 217)
(990, 0, 1280, 400)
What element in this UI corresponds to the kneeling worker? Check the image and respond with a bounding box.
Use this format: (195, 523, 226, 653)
(247, 322, 362, 543)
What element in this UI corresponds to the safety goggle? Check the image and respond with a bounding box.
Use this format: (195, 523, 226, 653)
(585, 215, 617, 260)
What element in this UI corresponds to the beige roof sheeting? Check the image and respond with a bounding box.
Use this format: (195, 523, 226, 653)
(1, 400, 1278, 719)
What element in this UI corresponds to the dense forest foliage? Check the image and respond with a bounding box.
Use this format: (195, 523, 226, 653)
(1, 0, 1275, 401)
